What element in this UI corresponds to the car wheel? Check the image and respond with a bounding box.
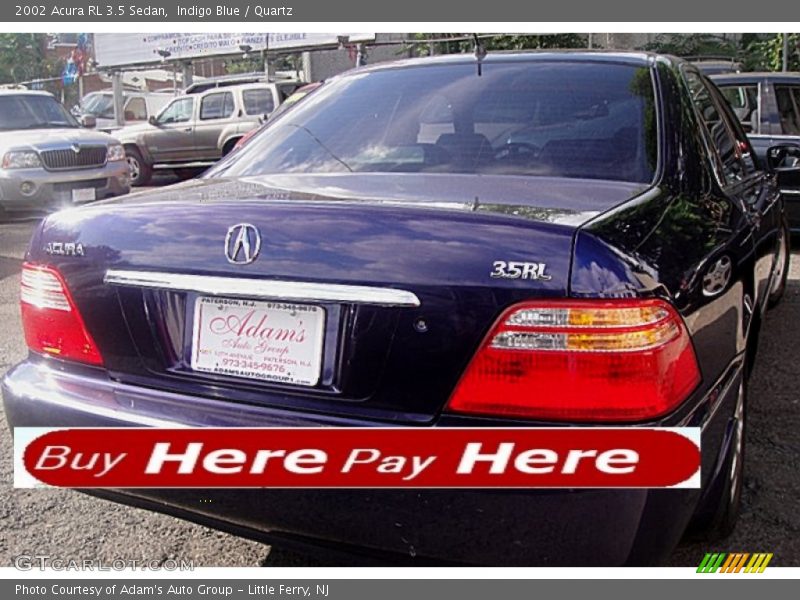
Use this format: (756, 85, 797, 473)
(688, 378, 746, 541)
(126, 148, 152, 187)
(767, 222, 790, 308)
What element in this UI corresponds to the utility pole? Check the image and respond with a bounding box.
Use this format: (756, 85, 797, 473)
(112, 71, 124, 128)
(182, 61, 193, 89)
(263, 33, 273, 82)
(783, 33, 789, 72)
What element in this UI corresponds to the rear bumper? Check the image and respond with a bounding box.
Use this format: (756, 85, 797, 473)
(2, 359, 740, 566)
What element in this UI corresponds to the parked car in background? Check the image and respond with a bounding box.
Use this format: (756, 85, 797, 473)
(70, 90, 103, 118)
(3, 52, 795, 565)
(116, 81, 299, 186)
(0, 90, 129, 218)
(232, 81, 324, 152)
(692, 58, 742, 75)
(78, 91, 172, 132)
(713, 72, 800, 232)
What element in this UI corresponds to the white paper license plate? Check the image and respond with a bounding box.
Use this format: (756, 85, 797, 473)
(191, 296, 326, 386)
(71, 187, 96, 203)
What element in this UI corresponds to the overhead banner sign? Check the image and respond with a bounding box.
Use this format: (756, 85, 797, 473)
(94, 33, 376, 68)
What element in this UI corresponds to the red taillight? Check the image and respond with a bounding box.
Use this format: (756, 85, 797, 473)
(20, 263, 103, 366)
(447, 299, 700, 422)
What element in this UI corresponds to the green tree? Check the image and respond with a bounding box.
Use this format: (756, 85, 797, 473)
(742, 33, 800, 71)
(408, 33, 587, 56)
(642, 33, 738, 58)
(0, 33, 60, 84)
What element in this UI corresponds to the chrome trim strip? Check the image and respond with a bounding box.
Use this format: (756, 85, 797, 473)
(104, 269, 421, 307)
(780, 189, 800, 196)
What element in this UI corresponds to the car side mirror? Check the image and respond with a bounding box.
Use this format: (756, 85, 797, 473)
(148, 115, 158, 126)
(79, 114, 96, 128)
(767, 143, 800, 172)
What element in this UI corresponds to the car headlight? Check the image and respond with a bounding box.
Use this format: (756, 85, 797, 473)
(106, 143, 125, 162)
(2, 151, 42, 169)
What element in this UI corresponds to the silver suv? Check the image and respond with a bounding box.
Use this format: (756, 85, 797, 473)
(0, 90, 130, 217)
(116, 81, 299, 185)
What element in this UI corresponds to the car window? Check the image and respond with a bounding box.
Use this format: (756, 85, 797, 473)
(212, 62, 659, 184)
(774, 85, 800, 136)
(124, 97, 147, 121)
(83, 93, 116, 119)
(685, 70, 751, 185)
(276, 83, 299, 102)
(200, 92, 235, 121)
(710, 84, 759, 176)
(243, 88, 275, 116)
(157, 97, 194, 124)
(718, 84, 759, 133)
(0, 94, 78, 130)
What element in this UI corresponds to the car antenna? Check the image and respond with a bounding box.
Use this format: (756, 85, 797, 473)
(473, 34, 487, 76)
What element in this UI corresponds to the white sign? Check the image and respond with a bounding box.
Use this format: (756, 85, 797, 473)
(94, 33, 376, 67)
(191, 296, 326, 387)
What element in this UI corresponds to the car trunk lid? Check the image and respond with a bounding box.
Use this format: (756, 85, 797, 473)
(33, 174, 649, 423)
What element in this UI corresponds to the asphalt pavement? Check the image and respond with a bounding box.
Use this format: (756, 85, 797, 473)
(1, 207, 799, 568)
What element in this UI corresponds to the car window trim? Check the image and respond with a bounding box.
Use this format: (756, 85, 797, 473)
(681, 65, 760, 190)
(706, 80, 761, 178)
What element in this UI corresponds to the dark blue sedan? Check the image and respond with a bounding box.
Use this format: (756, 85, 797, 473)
(3, 51, 797, 565)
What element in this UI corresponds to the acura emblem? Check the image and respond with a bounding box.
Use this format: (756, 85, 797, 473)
(225, 223, 261, 265)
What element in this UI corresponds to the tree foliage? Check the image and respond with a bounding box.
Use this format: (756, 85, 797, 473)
(409, 33, 587, 56)
(0, 33, 60, 84)
(642, 33, 738, 58)
(742, 33, 800, 71)
(409, 32, 800, 73)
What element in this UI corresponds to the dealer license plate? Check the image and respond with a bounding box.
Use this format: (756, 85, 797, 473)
(71, 187, 96, 203)
(191, 296, 326, 386)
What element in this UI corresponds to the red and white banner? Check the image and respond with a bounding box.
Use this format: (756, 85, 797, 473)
(15, 427, 700, 489)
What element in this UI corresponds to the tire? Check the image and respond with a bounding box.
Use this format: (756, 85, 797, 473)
(687, 378, 746, 541)
(768, 221, 790, 308)
(126, 147, 152, 187)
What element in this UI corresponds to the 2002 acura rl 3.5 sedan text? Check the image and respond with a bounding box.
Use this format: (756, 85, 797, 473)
(3, 52, 798, 565)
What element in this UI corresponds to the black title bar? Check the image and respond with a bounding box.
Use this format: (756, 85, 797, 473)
(5, 0, 800, 22)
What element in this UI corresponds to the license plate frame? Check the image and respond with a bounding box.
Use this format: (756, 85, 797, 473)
(190, 296, 326, 387)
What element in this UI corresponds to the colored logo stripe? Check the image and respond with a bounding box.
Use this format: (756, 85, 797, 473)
(745, 553, 773, 573)
(697, 552, 773, 573)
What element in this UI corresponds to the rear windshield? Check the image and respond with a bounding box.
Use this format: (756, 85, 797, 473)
(209, 61, 658, 184)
